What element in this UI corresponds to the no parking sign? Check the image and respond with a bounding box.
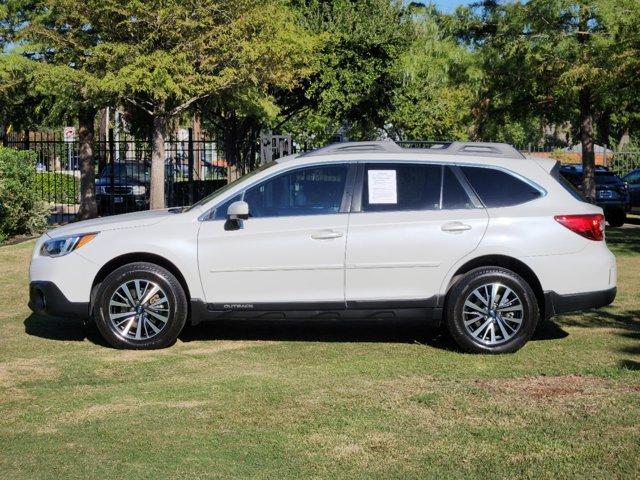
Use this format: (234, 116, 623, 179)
(63, 126, 76, 142)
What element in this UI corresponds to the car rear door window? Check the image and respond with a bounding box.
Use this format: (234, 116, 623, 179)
(243, 164, 348, 218)
(362, 163, 441, 212)
(442, 167, 474, 209)
(460, 166, 542, 207)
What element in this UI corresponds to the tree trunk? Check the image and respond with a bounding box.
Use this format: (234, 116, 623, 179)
(98, 107, 109, 172)
(193, 111, 202, 178)
(0, 113, 7, 147)
(150, 113, 167, 209)
(579, 87, 596, 202)
(618, 128, 630, 151)
(76, 106, 98, 220)
(223, 112, 240, 183)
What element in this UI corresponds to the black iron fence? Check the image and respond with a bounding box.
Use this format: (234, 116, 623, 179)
(7, 130, 260, 221)
(8, 133, 640, 222)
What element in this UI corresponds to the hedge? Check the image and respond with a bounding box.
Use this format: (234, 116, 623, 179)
(34, 171, 80, 204)
(0, 148, 48, 243)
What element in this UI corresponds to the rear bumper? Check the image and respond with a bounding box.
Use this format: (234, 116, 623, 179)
(598, 201, 629, 212)
(28, 281, 89, 319)
(543, 287, 616, 320)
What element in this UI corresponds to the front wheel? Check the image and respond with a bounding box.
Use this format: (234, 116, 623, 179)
(445, 267, 539, 354)
(94, 262, 188, 349)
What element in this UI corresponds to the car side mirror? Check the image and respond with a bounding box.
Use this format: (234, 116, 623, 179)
(227, 201, 249, 220)
(225, 201, 249, 231)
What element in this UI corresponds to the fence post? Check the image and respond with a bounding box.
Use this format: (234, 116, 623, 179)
(188, 128, 194, 205)
(108, 128, 115, 215)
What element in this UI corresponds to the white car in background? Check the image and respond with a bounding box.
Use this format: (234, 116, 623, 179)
(29, 141, 617, 353)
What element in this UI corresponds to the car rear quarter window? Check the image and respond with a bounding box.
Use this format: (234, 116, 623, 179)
(460, 166, 542, 207)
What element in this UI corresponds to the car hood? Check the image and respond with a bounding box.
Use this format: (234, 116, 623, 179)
(95, 177, 147, 186)
(46, 209, 175, 238)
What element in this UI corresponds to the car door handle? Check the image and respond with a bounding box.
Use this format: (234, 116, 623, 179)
(441, 222, 472, 232)
(311, 230, 344, 240)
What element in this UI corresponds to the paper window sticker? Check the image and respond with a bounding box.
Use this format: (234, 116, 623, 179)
(368, 170, 397, 204)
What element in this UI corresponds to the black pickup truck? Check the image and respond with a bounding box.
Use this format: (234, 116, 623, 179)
(95, 162, 149, 213)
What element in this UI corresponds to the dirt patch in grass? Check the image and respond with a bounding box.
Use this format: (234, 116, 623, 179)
(0, 358, 59, 388)
(177, 340, 279, 356)
(95, 340, 278, 361)
(57, 398, 209, 425)
(476, 374, 614, 399)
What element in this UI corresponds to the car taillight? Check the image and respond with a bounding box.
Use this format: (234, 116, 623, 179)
(554, 214, 605, 241)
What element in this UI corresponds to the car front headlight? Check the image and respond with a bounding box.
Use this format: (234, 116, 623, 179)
(40, 233, 98, 258)
(131, 185, 146, 195)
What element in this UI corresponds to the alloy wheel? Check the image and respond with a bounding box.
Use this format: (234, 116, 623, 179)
(108, 279, 170, 340)
(462, 282, 524, 346)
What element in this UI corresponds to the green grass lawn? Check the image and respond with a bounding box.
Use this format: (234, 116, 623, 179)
(1, 230, 639, 479)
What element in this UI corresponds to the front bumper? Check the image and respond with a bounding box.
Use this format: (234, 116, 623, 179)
(96, 194, 147, 212)
(28, 281, 90, 319)
(543, 287, 616, 320)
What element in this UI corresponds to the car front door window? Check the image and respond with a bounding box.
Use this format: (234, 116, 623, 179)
(243, 165, 349, 218)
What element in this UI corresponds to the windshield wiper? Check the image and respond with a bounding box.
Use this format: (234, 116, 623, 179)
(168, 206, 187, 213)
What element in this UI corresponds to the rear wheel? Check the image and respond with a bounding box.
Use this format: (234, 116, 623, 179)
(94, 262, 187, 349)
(445, 267, 538, 354)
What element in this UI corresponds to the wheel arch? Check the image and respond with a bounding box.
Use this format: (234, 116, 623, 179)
(445, 254, 545, 318)
(90, 252, 191, 310)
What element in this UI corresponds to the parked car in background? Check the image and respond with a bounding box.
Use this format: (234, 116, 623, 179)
(559, 165, 629, 227)
(95, 162, 149, 213)
(622, 169, 640, 214)
(30, 141, 616, 353)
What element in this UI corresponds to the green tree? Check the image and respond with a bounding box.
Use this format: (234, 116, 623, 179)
(461, 0, 639, 199)
(91, 0, 316, 208)
(7, 0, 106, 219)
(386, 5, 481, 141)
(278, 0, 411, 144)
(8, 0, 316, 210)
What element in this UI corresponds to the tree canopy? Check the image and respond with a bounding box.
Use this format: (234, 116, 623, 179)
(1, 0, 639, 206)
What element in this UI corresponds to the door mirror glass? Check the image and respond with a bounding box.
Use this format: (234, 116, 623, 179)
(227, 200, 249, 220)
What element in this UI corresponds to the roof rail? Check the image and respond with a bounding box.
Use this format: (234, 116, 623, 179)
(398, 141, 524, 159)
(299, 141, 403, 157)
(300, 140, 524, 159)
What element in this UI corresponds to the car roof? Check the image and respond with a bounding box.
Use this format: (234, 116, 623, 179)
(284, 140, 525, 164)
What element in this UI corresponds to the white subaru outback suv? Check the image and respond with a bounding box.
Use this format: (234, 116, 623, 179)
(29, 141, 616, 353)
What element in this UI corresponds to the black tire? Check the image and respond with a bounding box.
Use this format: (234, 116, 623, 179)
(94, 262, 188, 349)
(445, 267, 539, 354)
(606, 209, 626, 228)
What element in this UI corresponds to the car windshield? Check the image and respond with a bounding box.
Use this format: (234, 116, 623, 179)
(100, 163, 149, 178)
(185, 161, 278, 212)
